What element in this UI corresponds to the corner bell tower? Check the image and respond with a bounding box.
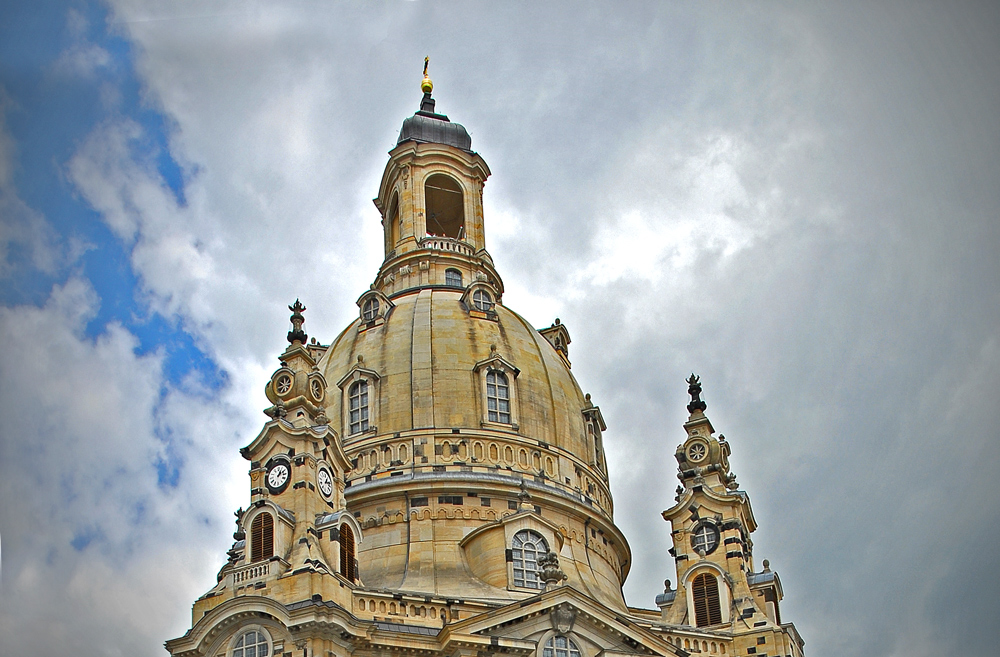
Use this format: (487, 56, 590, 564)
(657, 376, 804, 657)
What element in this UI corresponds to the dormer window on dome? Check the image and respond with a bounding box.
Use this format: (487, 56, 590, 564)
(356, 289, 393, 330)
(462, 281, 499, 320)
(424, 173, 464, 239)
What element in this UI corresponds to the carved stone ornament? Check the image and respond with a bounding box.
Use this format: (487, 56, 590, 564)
(686, 373, 707, 413)
(538, 551, 567, 588)
(550, 603, 577, 634)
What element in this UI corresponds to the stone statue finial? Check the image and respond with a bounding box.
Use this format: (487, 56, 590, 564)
(664, 579, 672, 592)
(287, 299, 308, 344)
(686, 373, 707, 413)
(763, 559, 771, 572)
(233, 507, 246, 541)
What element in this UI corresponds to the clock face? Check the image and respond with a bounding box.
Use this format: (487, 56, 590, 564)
(266, 462, 290, 493)
(317, 468, 333, 498)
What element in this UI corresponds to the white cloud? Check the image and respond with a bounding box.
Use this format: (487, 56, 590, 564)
(0, 276, 254, 654)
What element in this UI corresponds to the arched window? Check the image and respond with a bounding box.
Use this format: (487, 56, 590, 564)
(232, 630, 269, 657)
(340, 524, 357, 581)
(362, 297, 380, 322)
(486, 371, 510, 423)
(512, 530, 547, 589)
(349, 380, 369, 434)
(424, 174, 464, 239)
(472, 289, 493, 312)
(692, 572, 723, 627)
(250, 513, 274, 562)
(543, 636, 581, 657)
(445, 268, 463, 287)
(388, 192, 400, 246)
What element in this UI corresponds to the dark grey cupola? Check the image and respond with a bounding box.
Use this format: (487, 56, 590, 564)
(397, 62, 473, 152)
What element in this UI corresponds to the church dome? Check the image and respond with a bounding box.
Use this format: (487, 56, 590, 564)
(318, 289, 592, 460)
(304, 75, 627, 608)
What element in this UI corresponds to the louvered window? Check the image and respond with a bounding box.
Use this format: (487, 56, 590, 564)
(340, 524, 356, 581)
(250, 513, 274, 563)
(512, 530, 547, 589)
(692, 572, 723, 626)
(486, 370, 510, 423)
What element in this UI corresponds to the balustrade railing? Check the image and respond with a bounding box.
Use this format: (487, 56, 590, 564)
(419, 236, 474, 256)
(233, 560, 272, 584)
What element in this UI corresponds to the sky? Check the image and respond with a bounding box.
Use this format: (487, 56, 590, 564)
(0, 2, 998, 656)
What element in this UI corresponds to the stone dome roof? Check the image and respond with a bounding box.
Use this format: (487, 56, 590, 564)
(318, 288, 590, 456)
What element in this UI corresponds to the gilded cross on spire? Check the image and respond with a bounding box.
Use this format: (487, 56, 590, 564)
(421, 56, 433, 94)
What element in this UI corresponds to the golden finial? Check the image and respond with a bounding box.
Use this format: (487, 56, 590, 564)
(421, 56, 433, 94)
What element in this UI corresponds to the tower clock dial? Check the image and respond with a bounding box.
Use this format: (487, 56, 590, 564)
(317, 467, 334, 498)
(266, 461, 290, 494)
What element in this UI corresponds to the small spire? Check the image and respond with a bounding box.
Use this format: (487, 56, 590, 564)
(287, 299, 308, 344)
(686, 373, 707, 413)
(421, 56, 433, 94)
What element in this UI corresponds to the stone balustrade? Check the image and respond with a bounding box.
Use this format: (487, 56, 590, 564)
(418, 236, 475, 256)
(232, 560, 273, 585)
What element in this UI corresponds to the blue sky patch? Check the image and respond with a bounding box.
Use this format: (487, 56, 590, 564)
(1, 0, 214, 389)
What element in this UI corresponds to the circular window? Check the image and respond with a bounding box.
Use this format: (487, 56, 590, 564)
(690, 521, 720, 556)
(274, 374, 292, 396)
(472, 289, 493, 312)
(232, 629, 269, 657)
(362, 297, 380, 322)
(687, 441, 707, 463)
(310, 378, 324, 401)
